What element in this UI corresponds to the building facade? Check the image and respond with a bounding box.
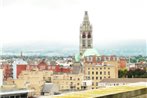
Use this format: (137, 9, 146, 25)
(0, 69, 3, 86)
(52, 73, 92, 91)
(15, 70, 53, 96)
(12, 59, 28, 79)
(84, 62, 118, 89)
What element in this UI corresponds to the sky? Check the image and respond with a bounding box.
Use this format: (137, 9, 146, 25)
(0, 0, 147, 46)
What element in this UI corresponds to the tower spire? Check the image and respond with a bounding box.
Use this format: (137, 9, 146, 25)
(83, 11, 90, 25)
(80, 11, 93, 56)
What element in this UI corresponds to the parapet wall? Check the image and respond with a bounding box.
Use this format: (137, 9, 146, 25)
(96, 88, 147, 98)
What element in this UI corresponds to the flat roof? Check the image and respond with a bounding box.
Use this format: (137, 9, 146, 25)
(99, 78, 147, 83)
(50, 86, 147, 98)
(0, 89, 33, 95)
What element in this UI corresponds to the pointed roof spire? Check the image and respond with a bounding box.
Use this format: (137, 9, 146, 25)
(85, 11, 88, 15)
(83, 11, 90, 24)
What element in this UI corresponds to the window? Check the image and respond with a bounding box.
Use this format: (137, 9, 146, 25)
(108, 71, 110, 75)
(96, 82, 99, 86)
(77, 83, 80, 85)
(70, 82, 73, 85)
(96, 77, 98, 80)
(100, 77, 102, 80)
(92, 77, 94, 80)
(104, 71, 106, 75)
(88, 56, 93, 62)
(77, 78, 80, 80)
(82, 40, 85, 47)
(92, 82, 94, 86)
(96, 72, 98, 75)
(88, 68, 90, 70)
(92, 71, 94, 75)
(87, 76, 90, 80)
(82, 33, 86, 38)
(88, 33, 91, 38)
(100, 72, 102, 75)
(70, 77, 72, 80)
(88, 71, 90, 75)
(87, 57, 90, 62)
(108, 67, 110, 70)
(88, 40, 91, 47)
(100, 68, 102, 70)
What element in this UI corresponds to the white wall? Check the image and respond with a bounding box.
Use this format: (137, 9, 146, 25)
(0, 69, 3, 86)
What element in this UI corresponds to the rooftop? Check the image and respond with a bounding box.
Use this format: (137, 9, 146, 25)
(99, 78, 147, 83)
(49, 86, 147, 98)
(82, 49, 100, 58)
(0, 89, 33, 95)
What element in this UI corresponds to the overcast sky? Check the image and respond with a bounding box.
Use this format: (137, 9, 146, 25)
(0, 0, 147, 46)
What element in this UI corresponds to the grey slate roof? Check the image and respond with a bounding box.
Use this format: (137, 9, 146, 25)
(42, 83, 56, 93)
(72, 62, 83, 74)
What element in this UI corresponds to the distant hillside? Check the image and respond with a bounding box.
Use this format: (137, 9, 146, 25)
(1, 40, 146, 56)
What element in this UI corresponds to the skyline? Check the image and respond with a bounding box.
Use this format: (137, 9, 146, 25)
(1, 39, 146, 56)
(0, 0, 147, 45)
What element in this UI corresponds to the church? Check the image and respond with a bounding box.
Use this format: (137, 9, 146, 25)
(75, 11, 100, 62)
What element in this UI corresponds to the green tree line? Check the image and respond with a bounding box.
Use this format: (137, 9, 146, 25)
(118, 68, 147, 78)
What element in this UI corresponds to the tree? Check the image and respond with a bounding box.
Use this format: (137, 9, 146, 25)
(127, 68, 146, 78)
(118, 69, 128, 78)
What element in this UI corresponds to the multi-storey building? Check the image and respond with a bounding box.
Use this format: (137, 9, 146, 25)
(83, 55, 126, 69)
(15, 70, 53, 96)
(84, 61, 118, 89)
(12, 59, 28, 79)
(52, 73, 92, 91)
(1, 64, 12, 80)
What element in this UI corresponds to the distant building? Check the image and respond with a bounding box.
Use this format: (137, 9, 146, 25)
(135, 62, 147, 70)
(37, 59, 48, 70)
(17, 64, 27, 78)
(12, 59, 27, 79)
(83, 55, 126, 69)
(1, 64, 12, 80)
(98, 78, 147, 87)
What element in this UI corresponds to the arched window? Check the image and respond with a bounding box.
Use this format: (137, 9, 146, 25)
(82, 33, 86, 38)
(88, 32, 91, 38)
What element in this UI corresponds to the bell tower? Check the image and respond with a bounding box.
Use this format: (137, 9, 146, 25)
(80, 11, 93, 56)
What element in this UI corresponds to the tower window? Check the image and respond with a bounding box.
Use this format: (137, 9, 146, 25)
(88, 33, 91, 38)
(88, 40, 91, 47)
(82, 40, 85, 47)
(82, 33, 86, 38)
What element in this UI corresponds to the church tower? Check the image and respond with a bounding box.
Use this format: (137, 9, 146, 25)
(80, 11, 93, 56)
